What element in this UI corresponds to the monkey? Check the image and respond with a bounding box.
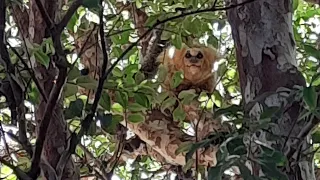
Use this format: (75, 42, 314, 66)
(155, 43, 229, 140)
(157, 43, 219, 95)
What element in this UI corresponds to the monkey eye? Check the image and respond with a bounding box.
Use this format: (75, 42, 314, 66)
(185, 51, 192, 58)
(196, 52, 203, 59)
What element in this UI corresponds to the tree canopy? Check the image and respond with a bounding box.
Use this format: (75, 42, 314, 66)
(0, 0, 320, 180)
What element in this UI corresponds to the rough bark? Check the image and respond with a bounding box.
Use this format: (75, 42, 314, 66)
(12, 0, 78, 179)
(226, 0, 314, 179)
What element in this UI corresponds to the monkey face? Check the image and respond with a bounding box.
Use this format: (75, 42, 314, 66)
(183, 48, 205, 75)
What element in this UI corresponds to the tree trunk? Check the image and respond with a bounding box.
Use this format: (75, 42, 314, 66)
(12, 0, 78, 179)
(226, 0, 315, 179)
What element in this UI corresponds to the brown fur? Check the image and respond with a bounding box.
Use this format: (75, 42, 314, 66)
(157, 44, 219, 94)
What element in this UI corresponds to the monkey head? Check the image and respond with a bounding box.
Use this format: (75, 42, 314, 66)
(158, 44, 219, 93)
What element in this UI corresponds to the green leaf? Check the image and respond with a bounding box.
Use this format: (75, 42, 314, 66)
(182, 159, 194, 172)
(112, 67, 123, 77)
(87, 121, 96, 136)
(112, 46, 123, 58)
(145, 15, 160, 26)
(172, 33, 182, 50)
(99, 114, 122, 135)
(192, 0, 198, 8)
(128, 113, 145, 123)
(260, 107, 280, 120)
(134, 93, 150, 108)
(76, 76, 98, 89)
(128, 103, 148, 112)
(65, 99, 84, 119)
(208, 165, 223, 180)
(66, 12, 79, 33)
(157, 64, 168, 82)
(172, 71, 184, 88)
(184, 0, 193, 7)
(312, 130, 320, 143)
(236, 162, 257, 180)
(304, 44, 320, 60)
(82, 0, 101, 9)
(64, 83, 78, 98)
(124, 64, 139, 75)
(213, 105, 242, 119)
(115, 91, 128, 108)
(99, 91, 111, 111)
(178, 89, 197, 104)
(303, 86, 317, 110)
(175, 142, 192, 155)
(137, 85, 156, 96)
(68, 67, 81, 81)
(207, 36, 219, 48)
(111, 103, 123, 113)
(310, 73, 320, 86)
(161, 97, 176, 112)
(33, 50, 50, 68)
(124, 75, 135, 86)
(186, 139, 212, 162)
(154, 91, 169, 104)
(173, 104, 186, 122)
(134, 71, 145, 85)
(293, 0, 299, 11)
